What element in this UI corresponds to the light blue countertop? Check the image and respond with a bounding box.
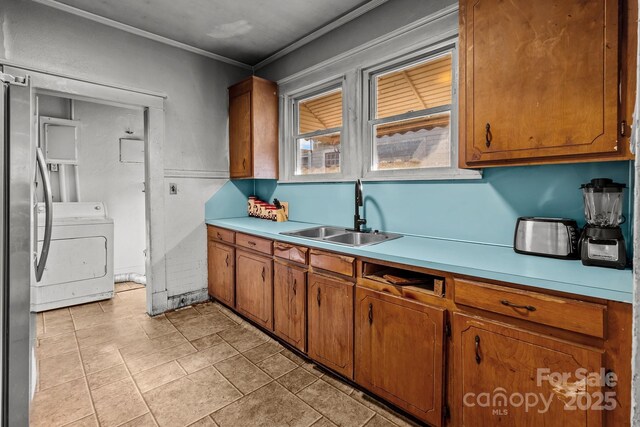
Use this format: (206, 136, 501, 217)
(206, 217, 633, 303)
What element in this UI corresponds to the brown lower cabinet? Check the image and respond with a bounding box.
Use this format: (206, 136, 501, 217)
(207, 241, 235, 307)
(452, 313, 604, 426)
(355, 287, 445, 426)
(235, 249, 273, 330)
(207, 226, 631, 427)
(273, 261, 306, 352)
(307, 273, 354, 379)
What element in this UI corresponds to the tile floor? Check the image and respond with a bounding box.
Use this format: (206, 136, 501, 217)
(32, 286, 419, 427)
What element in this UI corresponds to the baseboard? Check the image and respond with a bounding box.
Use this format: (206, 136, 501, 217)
(166, 288, 209, 311)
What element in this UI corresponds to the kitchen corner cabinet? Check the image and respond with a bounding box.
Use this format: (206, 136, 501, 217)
(307, 273, 354, 379)
(355, 287, 445, 426)
(273, 261, 307, 352)
(207, 241, 235, 307)
(235, 249, 273, 329)
(452, 313, 604, 426)
(459, 0, 634, 167)
(228, 76, 279, 179)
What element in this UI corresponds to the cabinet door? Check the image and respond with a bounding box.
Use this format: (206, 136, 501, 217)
(307, 273, 353, 378)
(355, 287, 445, 426)
(461, 0, 619, 165)
(229, 90, 252, 178)
(273, 262, 306, 352)
(452, 313, 604, 426)
(235, 250, 272, 329)
(208, 242, 235, 307)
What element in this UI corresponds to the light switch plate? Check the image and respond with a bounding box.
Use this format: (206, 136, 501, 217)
(169, 183, 178, 195)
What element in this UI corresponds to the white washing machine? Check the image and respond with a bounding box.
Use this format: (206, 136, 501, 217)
(32, 202, 114, 312)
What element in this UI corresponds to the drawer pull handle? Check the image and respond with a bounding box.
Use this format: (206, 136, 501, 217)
(368, 303, 373, 324)
(261, 267, 266, 281)
(225, 254, 229, 267)
(485, 123, 492, 147)
(217, 232, 222, 239)
(338, 255, 353, 263)
(247, 241, 257, 246)
(500, 300, 536, 312)
(317, 288, 321, 306)
(475, 335, 481, 364)
(292, 278, 297, 295)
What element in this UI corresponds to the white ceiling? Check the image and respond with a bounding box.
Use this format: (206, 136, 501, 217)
(50, 0, 376, 66)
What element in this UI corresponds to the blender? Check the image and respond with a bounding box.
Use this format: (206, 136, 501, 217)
(579, 178, 627, 269)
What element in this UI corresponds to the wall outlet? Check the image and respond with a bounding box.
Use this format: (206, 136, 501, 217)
(169, 183, 178, 195)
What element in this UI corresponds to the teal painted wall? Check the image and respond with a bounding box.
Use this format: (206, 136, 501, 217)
(205, 161, 634, 250)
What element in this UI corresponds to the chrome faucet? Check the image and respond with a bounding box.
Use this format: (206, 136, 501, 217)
(353, 179, 367, 232)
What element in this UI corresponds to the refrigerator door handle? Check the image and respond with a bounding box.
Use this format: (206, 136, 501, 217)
(35, 147, 52, 282)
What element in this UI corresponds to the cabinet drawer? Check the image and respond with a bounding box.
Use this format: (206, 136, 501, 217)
(208, 226, 235, 244)
(310, 249, 354, 277)
(454, 278, 606, 338)
(236, 233, 273, 255)
(274, 242, 308, 264)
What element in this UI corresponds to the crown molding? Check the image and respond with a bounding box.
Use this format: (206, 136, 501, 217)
(32, 0, 389, 72)
(253, 0, 389, 70)
(31, 0, 253, 70)
(276, 4, 459, 86)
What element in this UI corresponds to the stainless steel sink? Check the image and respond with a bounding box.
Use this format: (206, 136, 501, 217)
(282, 226, 402, 247)
(285, 226, 346, 239)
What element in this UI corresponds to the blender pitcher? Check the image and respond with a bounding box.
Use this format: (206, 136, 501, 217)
(580, 178, 627, 269)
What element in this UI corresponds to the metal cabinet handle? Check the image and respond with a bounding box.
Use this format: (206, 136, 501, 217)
(261, 266, 266, 281)
(225, 254, 229, 267)
(217, 232, 222, 239)
(247, 241, 257, 246)
(242, 158, 247, 170)
(292, 278, 297, 295)
(500, 300, 536, 312)
(475, 335, 481, 364)
(317, 287, 321, 306)
(368, 303, 373, 324)
(485, 123, 492, 148)
(35, 147, 53, 282)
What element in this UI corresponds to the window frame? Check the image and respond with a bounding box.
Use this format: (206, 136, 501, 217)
(362, 43, 479, 180)
(283, 77, 352, 182)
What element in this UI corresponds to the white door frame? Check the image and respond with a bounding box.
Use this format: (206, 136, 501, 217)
(3, 64, 168, 315)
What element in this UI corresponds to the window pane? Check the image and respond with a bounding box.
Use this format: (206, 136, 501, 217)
(376, 53, 452, 119)
(372, 112, 450, 170)
(298, 88, 343, 135)
(296, 132, 341, 175)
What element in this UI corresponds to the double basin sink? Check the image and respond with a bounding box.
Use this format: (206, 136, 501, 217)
(281, 226, 402, 247)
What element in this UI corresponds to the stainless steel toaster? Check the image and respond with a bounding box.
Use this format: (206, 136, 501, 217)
(513, 217, 580, 259)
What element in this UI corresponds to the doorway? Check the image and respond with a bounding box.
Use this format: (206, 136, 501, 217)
(4, 65, 168, 316)
(34, 94, 148, 310)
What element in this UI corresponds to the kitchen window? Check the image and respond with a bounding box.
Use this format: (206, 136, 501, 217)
(280, 39, 480, 182)
(363, 50, 470, 179)
(293, 86, 343, 176)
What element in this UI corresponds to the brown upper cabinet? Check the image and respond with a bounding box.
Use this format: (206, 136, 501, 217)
(459, 0, 636, 167)
(228, 76, 279, 179)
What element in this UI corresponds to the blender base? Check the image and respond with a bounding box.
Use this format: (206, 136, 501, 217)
(580, 226, 627, 269)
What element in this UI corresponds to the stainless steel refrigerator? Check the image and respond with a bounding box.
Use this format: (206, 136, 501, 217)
(1, 70, 52, 425)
